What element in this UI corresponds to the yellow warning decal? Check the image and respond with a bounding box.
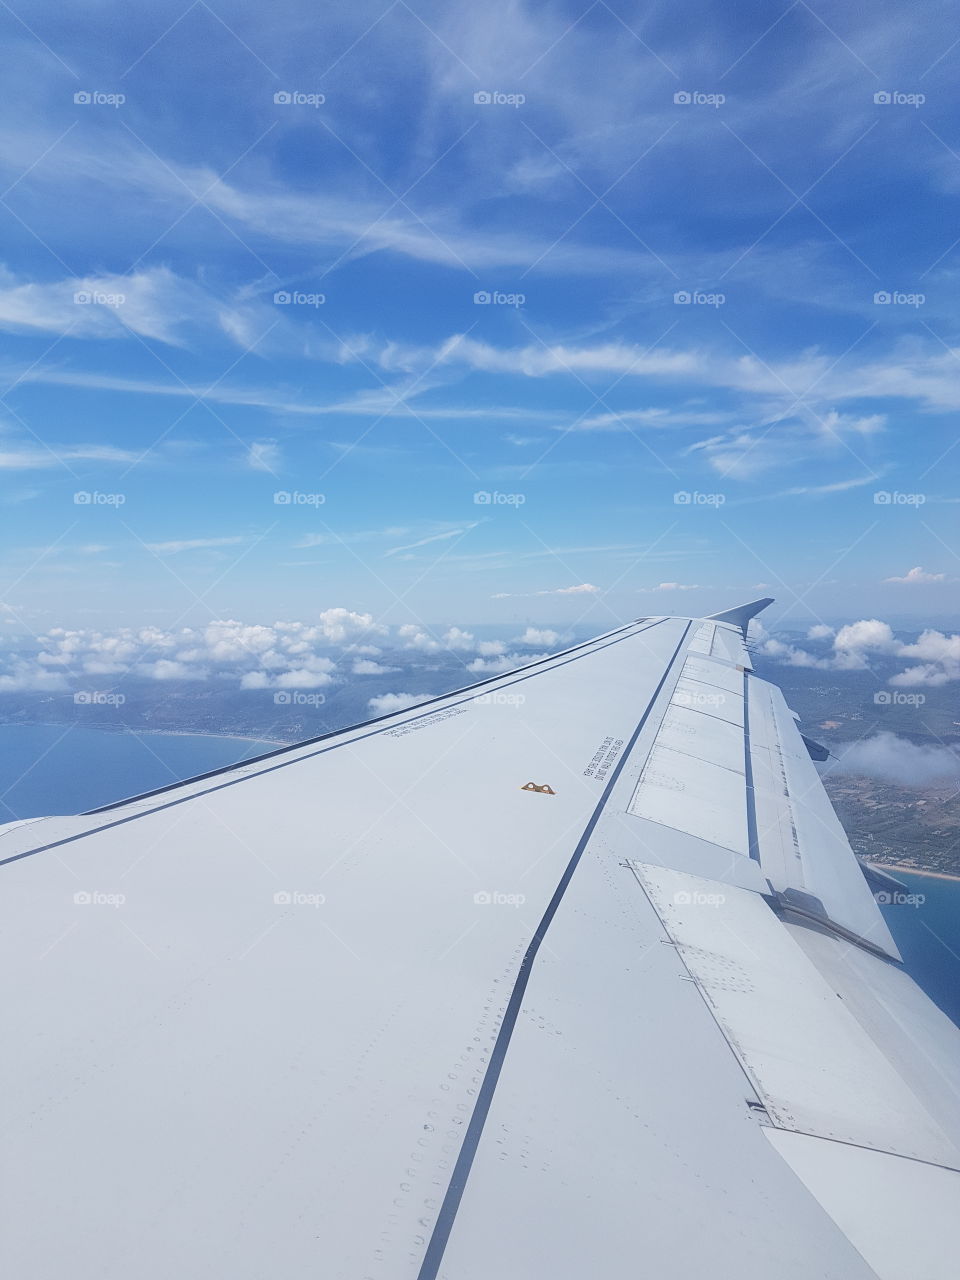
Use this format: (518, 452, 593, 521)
(521, 782, 556, 794)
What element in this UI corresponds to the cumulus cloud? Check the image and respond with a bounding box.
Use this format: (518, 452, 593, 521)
(756, 618, 960, 686)
(352, 659, 397, 675)
(830, 733, 959, 786)
(807, 624, 835, 640)
(368, 692, 425, 715)
(0, 662, 68, 692)
(883, 566, 946, 584)
(0, 611, 387, 692)
(466, 654, 522, 673)
(514, 627, 560, 647)
(397, 625, 506, 657)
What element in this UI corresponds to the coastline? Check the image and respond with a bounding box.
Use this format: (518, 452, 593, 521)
(0, 722, 290, 747)
(870, 862, 960, 884)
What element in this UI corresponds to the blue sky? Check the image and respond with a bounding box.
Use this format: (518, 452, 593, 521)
(1, 0, 958, 638)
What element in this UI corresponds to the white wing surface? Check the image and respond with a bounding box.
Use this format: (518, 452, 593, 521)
(2, 608, 958, 1279)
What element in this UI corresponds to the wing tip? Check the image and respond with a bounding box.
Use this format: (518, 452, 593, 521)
(705, 596, 775, 637)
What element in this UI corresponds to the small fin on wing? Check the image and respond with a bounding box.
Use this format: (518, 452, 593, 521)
(706, 597, 774, 637)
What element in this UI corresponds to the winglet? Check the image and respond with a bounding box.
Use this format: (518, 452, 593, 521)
(705, 597, 774, 638)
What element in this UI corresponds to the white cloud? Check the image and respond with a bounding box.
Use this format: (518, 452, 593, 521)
(0, 443, 140, 470)
(140, 659, 200, 681)
(0, 264, 265, 349)
(385, 526, 477, 557)
(3, 613, 385, 692)
(492, 582, 598, 599)
(398, 624, 440, 652)
(833, 619, 900, 655)
(146, 536, 246, 555)
(246, 440, 281, 472)
(0, 663, 68, 692)
(352, 659, 396, 675)
(311, 608, 387, 645)
(807, 624, 835, 640)
(831, 733, 959, 786)
(514, 627, 560, 647)
(466, 653, 521, 673)
(757, 617, 960, 685)
(368, 692, 425, 715)
(883, 566, 946, 584)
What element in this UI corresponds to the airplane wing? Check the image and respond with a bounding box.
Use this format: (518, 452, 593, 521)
(2, 606, 959, 1280)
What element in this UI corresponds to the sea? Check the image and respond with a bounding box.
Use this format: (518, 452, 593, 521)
(2, 723, 958, 1027)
